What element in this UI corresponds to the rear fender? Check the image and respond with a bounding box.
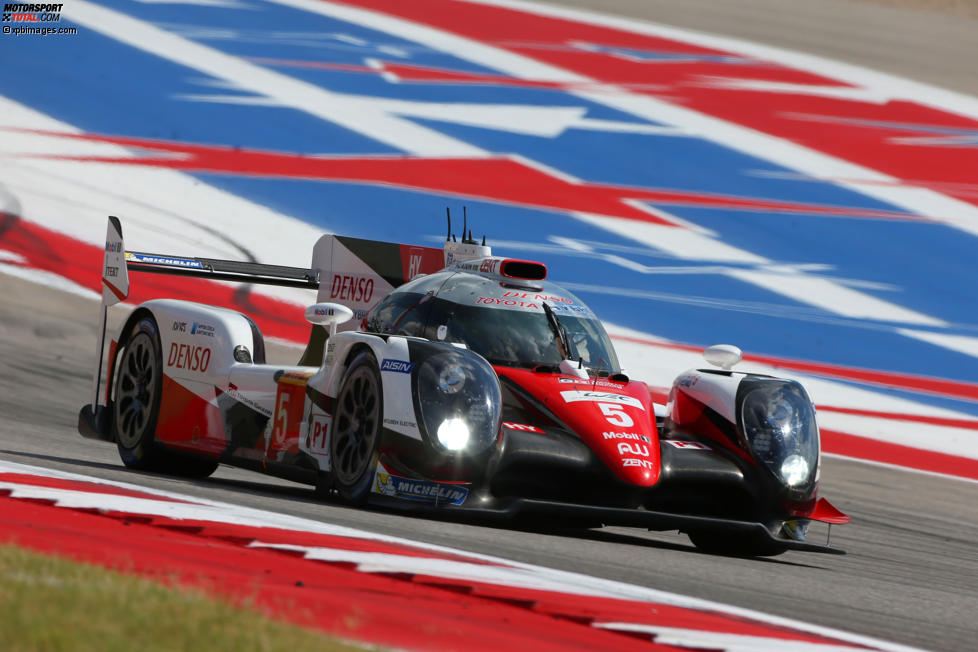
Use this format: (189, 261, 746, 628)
(131, 299, 263, 387)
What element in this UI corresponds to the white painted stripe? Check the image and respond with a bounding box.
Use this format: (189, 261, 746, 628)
(573, 212, 765, 263)
(0, 95, 323, 307)
(898, 329, 978, 359)
(823, 453, 978, 485)
(816, 412, 978, 460)
(456, 0, 978, 240)
(727, 269, 945, 326)
(66, 0, 487, 157)
(690, 77, 893, 104)
(11, 1, 955, 331)
(0, 459, 918, 651)
(594, 623, 876, 652)
(465, 0, 978, 120)
(0, 264, 101, 300)
(255, 0, 954, 326)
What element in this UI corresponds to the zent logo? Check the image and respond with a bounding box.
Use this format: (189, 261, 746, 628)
(381, 359, 414, 373)
(623, 458, 655, 469)
(167, 343, 211, 372)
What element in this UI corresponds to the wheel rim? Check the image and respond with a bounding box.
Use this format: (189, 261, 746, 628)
(332, 365, 380, 487)
(115, 332, 157, 449)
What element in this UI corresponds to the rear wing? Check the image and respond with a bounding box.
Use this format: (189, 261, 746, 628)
(124, 251, 319, 289)
(80, 216, 455, 438)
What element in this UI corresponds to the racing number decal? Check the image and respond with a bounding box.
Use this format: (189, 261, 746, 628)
(267, 372, 310, 456)
(272, 391, 291, 447)
(599, 402, 634, 427)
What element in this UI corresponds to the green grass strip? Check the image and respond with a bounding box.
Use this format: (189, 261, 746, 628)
(0, 543, 370, 652)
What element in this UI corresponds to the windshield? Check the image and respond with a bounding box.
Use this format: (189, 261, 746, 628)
(423, 276, 621, 372)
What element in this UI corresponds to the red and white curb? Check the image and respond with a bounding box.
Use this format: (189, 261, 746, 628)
(0, 460, 916, 652)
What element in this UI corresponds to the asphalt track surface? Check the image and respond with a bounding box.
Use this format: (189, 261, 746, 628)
(2, 2, 978, 651)
(2, 270, 978, 651)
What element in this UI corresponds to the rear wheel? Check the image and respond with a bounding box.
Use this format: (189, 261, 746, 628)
(113, 315, 217, 478)
(687, 529, 788, 557)
(330, 351, 383, 503)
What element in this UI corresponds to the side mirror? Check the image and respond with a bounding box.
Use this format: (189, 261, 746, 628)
(305, 303, 353, 337)
(703, 344, 742, 370)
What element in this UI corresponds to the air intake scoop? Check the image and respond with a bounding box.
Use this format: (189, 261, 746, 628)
(454, 257, 548, 281)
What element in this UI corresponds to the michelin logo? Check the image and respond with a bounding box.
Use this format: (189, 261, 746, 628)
(374, 472, 468, 505)
(126, 252, 203, 269)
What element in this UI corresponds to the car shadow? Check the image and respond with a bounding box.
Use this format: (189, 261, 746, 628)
(1, 450, 829, 566)
(0, 450, 127, 474)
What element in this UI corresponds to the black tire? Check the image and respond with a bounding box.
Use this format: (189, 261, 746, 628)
(113, 316, 167, 470)
(687, 529, 788, 557)
(112, 315, 217, 478)
(330, 351, 383, 503)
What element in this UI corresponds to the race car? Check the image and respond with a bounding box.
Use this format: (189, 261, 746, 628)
(79, 216, 849, 556)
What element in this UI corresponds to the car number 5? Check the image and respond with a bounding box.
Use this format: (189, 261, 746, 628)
(599, 402, 633, 427)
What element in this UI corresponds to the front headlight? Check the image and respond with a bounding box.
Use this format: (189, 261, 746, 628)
(415, 351, 501, 454)
(437, 417, 470, 450)
(738, 379, 819, 498)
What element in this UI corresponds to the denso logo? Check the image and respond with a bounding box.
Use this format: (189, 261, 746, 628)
(381, 359, 414, 373)
(617, 441, 650, 457)
(330, 274, 374, 303)
(167, 343, 211, 372)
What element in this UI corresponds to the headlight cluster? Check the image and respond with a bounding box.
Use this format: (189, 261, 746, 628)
(738, 379, 819, 498)
(415, 351, 501, 454)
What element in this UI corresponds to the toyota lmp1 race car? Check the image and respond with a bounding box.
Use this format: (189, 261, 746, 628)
(79, 216, 849, 556)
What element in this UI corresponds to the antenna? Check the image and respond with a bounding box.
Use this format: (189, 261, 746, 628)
(462, 208, 467, 246)
(481, 234, 486, 246)
(446, 207, 452, 242)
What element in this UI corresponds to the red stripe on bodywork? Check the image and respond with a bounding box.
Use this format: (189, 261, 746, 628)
(156, 374, 226, 455)
(101, 276, 127, 301)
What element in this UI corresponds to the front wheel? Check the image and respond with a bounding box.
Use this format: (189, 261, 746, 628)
(330, 351, 383, 503)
